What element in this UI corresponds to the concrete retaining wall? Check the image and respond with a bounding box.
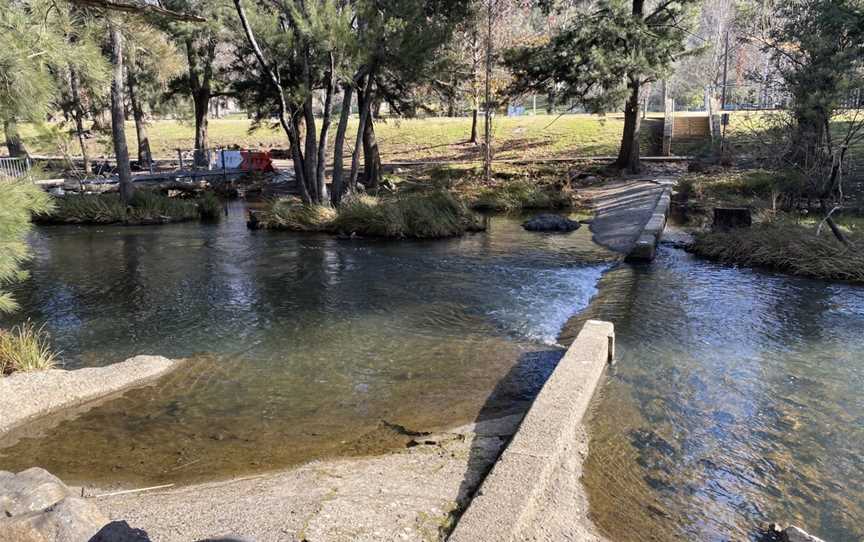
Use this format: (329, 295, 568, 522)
(625, 187, 671, 262)
(449, 320, 615, 541)
(0, 356, 177, 437)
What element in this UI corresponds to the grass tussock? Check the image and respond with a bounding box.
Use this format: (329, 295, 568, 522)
(678, 169, 809, 207)
(265, 199, 338, 231)
(256, 189, 484, 239)
(690, 223, 864, 283)
(40, 191, 220, 224)
(0, 322, 58, 376)
(469, 180, 575, 212)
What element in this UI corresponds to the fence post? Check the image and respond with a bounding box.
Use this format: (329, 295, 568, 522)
(177, 149, 184, 170)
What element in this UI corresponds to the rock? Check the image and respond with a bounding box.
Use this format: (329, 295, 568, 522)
(0, 496, 108, 542)
(783, 526, 827, 542)
(0, 468, 72, 517)
(522, 214, 581, 232)
(90, 520, 152, 541)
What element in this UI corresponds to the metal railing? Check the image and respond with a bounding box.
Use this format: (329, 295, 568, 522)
(0, 156, 31, 180)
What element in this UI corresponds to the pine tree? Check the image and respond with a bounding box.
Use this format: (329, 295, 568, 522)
(506, 0, 700, 172)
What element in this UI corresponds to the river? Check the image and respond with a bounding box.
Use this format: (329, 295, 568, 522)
(0, 203, 612, 485)
(575, 242, 864, 541)
(2, 205, 862, 541)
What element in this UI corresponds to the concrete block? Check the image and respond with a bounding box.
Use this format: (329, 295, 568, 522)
(449, 320, 614, 542)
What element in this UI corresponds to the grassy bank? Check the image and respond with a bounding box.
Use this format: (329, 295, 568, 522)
(411, 162, 581, 212)
(17, 114, 665, 163)
(0, 322, 57, 376)
(690, 224, 864, 283)
(36, 190, 222, 225)
(254, 190, 485, 239)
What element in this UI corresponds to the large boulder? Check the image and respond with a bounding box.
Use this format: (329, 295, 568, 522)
(0, 468, 72, 517)
(0, 467, 121, 542)
(0, 496, 108, 542)
(522, 214, 581, 232)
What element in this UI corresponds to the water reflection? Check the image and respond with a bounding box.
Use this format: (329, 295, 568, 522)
(0, 203, 613, 485)
(576, 245, 864, 542)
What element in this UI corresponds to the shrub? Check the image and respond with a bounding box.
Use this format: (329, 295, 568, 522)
(470, 181, 574, 212)
(257, 190, 484, 239)
(690, 224, 864, 283)
(127, 191, 198, 222)
(0, 322, 58, 376)
(197, 191, 223, 222)
(42, 191, 205, 224)
(679, 169, 808, 206)
(263, 199, 337, 231)
(336, 190, 484, 238)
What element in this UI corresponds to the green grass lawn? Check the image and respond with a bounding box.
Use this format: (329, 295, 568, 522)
(18, 114, 665, 163)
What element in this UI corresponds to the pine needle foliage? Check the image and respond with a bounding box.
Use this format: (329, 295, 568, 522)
(0, 179, 54, 314)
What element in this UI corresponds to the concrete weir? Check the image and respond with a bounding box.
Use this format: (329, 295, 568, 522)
(450, 320, 615, 542)
(0, 356, 178, 438)
(625, 186, 672, 262)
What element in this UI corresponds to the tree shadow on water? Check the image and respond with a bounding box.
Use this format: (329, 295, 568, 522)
(447, 348, 565, 532)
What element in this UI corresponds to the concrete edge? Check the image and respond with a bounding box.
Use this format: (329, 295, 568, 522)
(0, 355, 179, 437)
(448, 320, 615, 541)
(624, 187, 672, 262)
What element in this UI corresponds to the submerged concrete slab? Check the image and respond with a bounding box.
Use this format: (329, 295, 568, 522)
(0, 356, 178, 437)
(449, 320, 614, 542)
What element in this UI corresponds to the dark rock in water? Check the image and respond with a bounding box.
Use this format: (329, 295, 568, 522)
(758, 524, 827, 542)
(522, 214, 581, 232)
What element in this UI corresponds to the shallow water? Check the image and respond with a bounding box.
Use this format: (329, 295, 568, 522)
(576, 244, 864, 541)
(0, 203, 612, 485)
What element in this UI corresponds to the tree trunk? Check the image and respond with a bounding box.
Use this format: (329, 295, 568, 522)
(362, 117, 382, 190)
(357, 83, 382, 191)
(193, 91, 210, 167)
(69, 68, 91, 174)
(127, 62, 152, 169)
(615, 0, 645, 174)
(469, 23, 480, 145)
(301, 48, 319, 203)
(109, 22, 134, 203)
(3, 119, 28, 158)
(331, 83, 353, 205)
(316, 55, 335, 204)
(483, 0, 494, 182)
(186, 38, 214, 168)
(349, 73, 374, 191)
(233, 0, 310, 202)
(616, 77, 642, 173)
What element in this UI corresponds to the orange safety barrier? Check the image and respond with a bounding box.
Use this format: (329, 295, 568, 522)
(239, 150, 275, 172)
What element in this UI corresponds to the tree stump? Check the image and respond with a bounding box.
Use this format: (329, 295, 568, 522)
(713, 207, 751, 230)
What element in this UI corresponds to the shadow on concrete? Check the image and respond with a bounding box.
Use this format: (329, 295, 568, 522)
(447, 348, 565, 532)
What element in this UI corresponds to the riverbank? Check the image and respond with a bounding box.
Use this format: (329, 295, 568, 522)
(0, 356, 178, 437)
(83, 319, 613, 541)
(675, 168, 864, 282)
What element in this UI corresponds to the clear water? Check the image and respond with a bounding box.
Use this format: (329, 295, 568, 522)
(0, 203, 613, 486)
(574, 243, 864, 542)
